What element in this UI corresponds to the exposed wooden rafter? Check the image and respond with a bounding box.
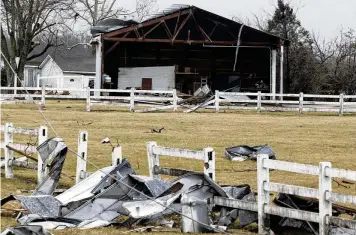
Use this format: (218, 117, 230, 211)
(191, 13, 212, 42)
(172, 12, 192, 41)
(104, 9, 191, 38)
(105, 41, 120, 56)
(162, 21, 172, 39)
(143, 21, 163, 38)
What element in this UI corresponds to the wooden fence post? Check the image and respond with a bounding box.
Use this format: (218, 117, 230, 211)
(130, 88, 135, 112)
(41, 85, 46, 110)
(203, 147, 215, 181)
(112, 146, 122, 166)
(339, 93, 344, 116)
(76, 131, 88, 184)
(4, 123, 14, 178)
(86, 87, 91, 112)
(147, 141, 159, 179)
(37, 126, 48, 183)
(257, 91, 262, 113)
(172, 89, 178, 112)
(215, 90, 220, 113)
(319, 162, 332, 235)
(257, 154, 270, 234)
(299, 92, 304, 115)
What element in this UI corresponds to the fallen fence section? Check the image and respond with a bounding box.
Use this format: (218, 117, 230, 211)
(0, 122, 48, 183)
(210, 154, 356, 235)
(147, 141, 215, 181)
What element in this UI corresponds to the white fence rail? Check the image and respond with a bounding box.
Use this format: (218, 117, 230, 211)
(0, 122, 48, 183)
(147, 141, 215, 181)
(210, 154, 356, 235)
(2, 86, 356, 115)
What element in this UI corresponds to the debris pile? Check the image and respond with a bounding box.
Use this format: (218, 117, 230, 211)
(225, 144, 276, 161)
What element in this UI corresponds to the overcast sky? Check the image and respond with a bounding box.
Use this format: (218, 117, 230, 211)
(122, 0, 356, 39)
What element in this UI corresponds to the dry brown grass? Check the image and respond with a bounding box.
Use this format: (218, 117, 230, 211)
(1, 100, 356, 234)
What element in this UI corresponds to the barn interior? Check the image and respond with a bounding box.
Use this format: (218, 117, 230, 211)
(101, 5, 289, 94)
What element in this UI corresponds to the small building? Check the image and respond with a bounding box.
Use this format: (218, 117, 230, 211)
(94, 5, 289, 95)
(24, 45, 96, 91)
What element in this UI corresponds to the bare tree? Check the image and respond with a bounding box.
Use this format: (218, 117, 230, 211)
(1, 0, 73, 86)
(70, 0, 158, 31)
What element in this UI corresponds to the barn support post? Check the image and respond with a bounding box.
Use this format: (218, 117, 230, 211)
(4, 122, 14, 178)
(94, 36, 102, 97)
(76, 131, 88, 184)
(257, 91, 262, 113)
(215, 90, 220, 112)
(86, 87, 91, 112)
(130, 88, 135, 112)
(319, 162, 332, 235)
(271, 49, 277, 100)
(299, 92, 304, 115)
(280, 45, 284, 101)
(37, 126, 48, 183)
(112, 146, 122, 166)
(203, 147, 215, 181)
(147, 141, 159, 179)
(257, 154, 270, 234)
(338, 93, 344, 116)
(41, 85, 46, 110)
(173, 89, 178, 111)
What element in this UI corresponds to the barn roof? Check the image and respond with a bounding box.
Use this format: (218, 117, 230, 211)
(101, 5, 289, 47)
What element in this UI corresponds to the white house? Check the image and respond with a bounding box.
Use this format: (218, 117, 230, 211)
(24, 45, 96, 92)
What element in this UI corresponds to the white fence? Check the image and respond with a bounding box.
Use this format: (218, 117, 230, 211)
(2, 86, 356, 115)
(0, 123, 48, 183)
(147, 141, 215, 181)
(211, 154, 356, 235)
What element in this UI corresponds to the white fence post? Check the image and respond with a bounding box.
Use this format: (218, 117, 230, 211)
(147, 141, 159, 179)
(215, 90, 220, 113)
(130, 88, 135, 112)
(76, 131, 88, 184)
(37, 126, 48, 183)
(4, 122, 14, 178)
(339, 93, 344, 116)
(112, 146, 122, 166)
(86, 87, 91, 112)
(299, 92, 304, 115)
(257, 91, 262, 113)
(173, 89, 178, 112)
(257, 154, 270, 234)
(203, 147, 215, 181)
(319, 162, 332, 235)
(41, 86, 46, 110)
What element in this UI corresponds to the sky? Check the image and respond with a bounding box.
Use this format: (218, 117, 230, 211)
(121, 0, 356, 39)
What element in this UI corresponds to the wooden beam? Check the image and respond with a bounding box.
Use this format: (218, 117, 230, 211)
(134, 29, 140, 38)
(174, 10, 182, 35)
(172, 13, 192, 41)
(105, 41, 120, 56)
(162, 21, 172, 39)
(143, 21, 163, 38)
(105, 37, 274, 46)
(104, 9, 190, 38)
(191, 13, 212, 42)
(209, 22, 218, 37)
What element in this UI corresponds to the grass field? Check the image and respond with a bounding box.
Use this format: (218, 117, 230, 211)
(1, 100, 356, 234)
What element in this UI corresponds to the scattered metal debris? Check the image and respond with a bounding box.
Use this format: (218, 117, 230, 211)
(225, 144, 276, 161)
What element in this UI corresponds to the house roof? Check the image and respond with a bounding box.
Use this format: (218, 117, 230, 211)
(101, 5, 289, 47)
(26, 44, 95, 73)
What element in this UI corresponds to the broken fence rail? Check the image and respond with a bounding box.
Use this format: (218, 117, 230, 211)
(147, 141, 215, 181)
(0, 122, 48, 183)
(210, 154, 356, 235)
